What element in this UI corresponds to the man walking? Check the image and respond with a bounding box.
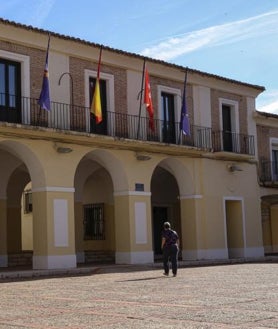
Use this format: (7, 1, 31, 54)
(161, 222, 179, 277)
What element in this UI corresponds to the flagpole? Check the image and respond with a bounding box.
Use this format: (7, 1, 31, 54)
(178, 67, 188, 144)
(38, 33, 51, 125)
(91, 45, 103, 124)
(136, 58, 146, 139)
(97, 45, 103, 79)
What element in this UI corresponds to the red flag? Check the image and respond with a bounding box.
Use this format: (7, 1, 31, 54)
(144, 68, 154, 131)
(90, 47, 102, 123)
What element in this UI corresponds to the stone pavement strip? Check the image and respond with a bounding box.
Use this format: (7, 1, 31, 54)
(0, 263, 277, 329)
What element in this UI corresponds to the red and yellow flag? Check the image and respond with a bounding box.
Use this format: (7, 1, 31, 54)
(144, 68, 154, 131)
(91, 47, 102, 123)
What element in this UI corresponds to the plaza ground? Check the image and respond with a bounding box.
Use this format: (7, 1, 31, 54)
(0, 260, 277, 328)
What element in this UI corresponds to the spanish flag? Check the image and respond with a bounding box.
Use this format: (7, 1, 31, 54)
(91, 46, 102, 123)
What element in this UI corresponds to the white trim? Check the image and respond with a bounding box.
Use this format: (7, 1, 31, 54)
(114, 191, 151, 197)
(219, 98, 239, 133)
(135, 202, 147, 244)
(157, 85, 182, 142)
(32, 187, 75, 193)
(33, 254, 76, 269)
(180, 194, 203, 200)
(115, 251, 153, 264)
(0, 50, 31, 124)
(269, 138, 278, 180)
(219, 98, 239, 152)
(84, 69, 115, 133)
(53, 199, 69, 247)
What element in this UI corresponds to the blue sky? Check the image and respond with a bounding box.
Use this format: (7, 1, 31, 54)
(1, 0, 278, 113)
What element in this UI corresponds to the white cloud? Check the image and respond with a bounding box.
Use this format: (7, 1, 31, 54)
(1, 0, 56, 27)
(257, 89, 278, 114)
(30, 0, 56, 27)
(258, 101, 278, 114)
(140, 10, 278, 60)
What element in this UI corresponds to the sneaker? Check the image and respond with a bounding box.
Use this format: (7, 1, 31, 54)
(173, 274, 177, 277)
(163, 272, 169, 276)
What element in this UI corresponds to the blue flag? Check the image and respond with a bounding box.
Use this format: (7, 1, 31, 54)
(180, 68, 190, 135)
(38, 35, 51, 111)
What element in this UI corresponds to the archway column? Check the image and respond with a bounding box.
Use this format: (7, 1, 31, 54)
(32, 187, 76, 270)
(180, 194, 230, 260)
(74, 199, 85, 263)
(114, 191, 153, 264)
(0, 198, 8, 267)
(180, 195, 203, 260)
(270, 205, 278, 253)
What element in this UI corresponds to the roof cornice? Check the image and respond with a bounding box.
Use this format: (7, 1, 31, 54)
(0, 17, 265, 92)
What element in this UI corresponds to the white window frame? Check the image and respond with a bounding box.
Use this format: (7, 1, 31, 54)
(0, 50, 30, 124)
(84, 69, 114, 134)
(157, 85, 181, 142)
(219, 98, 239, 151)
(270, 137, 278, 181)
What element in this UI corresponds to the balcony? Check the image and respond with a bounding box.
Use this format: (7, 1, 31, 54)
(259, 160, 278, 185)
(0, 94, 254, 155)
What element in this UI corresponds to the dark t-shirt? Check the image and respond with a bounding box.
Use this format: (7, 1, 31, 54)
(162, 229, 179, 247)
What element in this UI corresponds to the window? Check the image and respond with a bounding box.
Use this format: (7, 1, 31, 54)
(272, 149, 278, 181)
(219, 99, 239, 152)
(270, 139, 278, 181)
(0, 50, 30, 124)
(89, 77, 107, 135)
(161, 92, 176, 143)
(83, 203, 105, 240)
(84, 69, 114, 134)
(24, 190, 33, 214)
(0, 58, 21, 123)
(222, 104, 233, 152)
(157, 86, 181, 144)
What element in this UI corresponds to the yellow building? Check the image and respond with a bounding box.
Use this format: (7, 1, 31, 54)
(0, 18, 266, 270)
(255, 111, 278, 256)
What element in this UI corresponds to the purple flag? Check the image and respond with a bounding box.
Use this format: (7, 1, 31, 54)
(38, 35, 51, 111)
(180, 68, 190, 135)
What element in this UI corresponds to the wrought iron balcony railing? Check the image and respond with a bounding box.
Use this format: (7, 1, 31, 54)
(0, 93, 254, 155)
(259, 160, 278, 183)
(212, 131, 255, 155)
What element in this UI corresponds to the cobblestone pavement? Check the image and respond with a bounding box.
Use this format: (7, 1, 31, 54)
(0, 263, 277, 328)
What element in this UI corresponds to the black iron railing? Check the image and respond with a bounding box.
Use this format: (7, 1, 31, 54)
(0, 93, 254, 155)
(259, 160, 278, 183)
(212, 131, 255, 155)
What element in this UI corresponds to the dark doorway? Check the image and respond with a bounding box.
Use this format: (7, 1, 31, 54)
(152, 206, 168, 257)
(222, 104, 233, 152)
(0, 58, 21, 123)
(161, 92, 176, 144)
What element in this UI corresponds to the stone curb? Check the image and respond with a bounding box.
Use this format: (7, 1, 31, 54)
(0, 256, 277, 280)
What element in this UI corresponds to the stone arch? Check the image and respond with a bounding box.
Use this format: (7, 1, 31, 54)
(261, 194, 278, 255)
(0, 140, 44, 267)
(156, 157, 194, 196)
(75, 148, 129, 193)
(150, 157, 195, 260)
(0, 140, 46, 189)
(74, 148, 129, 264)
